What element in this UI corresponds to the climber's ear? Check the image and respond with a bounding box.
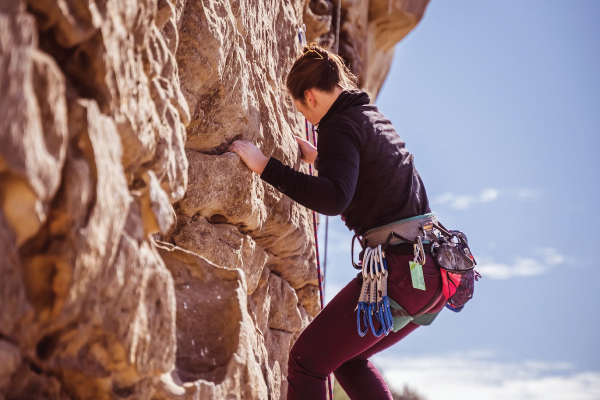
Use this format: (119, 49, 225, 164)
(304, 89, 316, 108)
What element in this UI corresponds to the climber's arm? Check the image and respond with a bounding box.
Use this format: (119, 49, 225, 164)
(295, 136, 318, 164)
(259, 128, 359, 216)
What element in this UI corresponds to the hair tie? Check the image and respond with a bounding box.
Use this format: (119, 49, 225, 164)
(303, 42, 328, 61)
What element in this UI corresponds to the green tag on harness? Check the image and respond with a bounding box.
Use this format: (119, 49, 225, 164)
(409, 261, 426, 291)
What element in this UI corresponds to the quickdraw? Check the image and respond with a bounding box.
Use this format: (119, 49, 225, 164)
(356, 245, 394, 337)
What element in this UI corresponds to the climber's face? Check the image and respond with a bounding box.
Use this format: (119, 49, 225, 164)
(293, 86, 344, 126)
(296, 88, 339, 126)
(293, 89, 320, 125)
(294, 88, 331, 125)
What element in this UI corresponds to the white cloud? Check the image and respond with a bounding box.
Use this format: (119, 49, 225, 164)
(451, 195, 477, 210)
(476, 247, 564, 280)
(433, 188, 499, 210)
(515, 188, 542, 202)
(534, 247, 566, 265)
(480, 188, 499, 202)
(433, 188, 542, 210)
(373, 352, 600, 400)
(435, 192, 455, 205)
(477, 258, 549, 279)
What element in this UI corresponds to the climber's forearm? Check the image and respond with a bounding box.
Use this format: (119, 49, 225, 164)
(260, 157, 355, 216)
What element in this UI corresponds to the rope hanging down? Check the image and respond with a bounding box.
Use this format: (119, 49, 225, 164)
(298, 26, 333, 400)
(328, 0, 341, 278)
(320, 0, 340, 281)
(306, 117, 333, 400)
(311, 123, 329, 305)
(305, 119, 326, 312)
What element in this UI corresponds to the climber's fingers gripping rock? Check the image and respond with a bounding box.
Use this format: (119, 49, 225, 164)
(228, 140, 269, 175)
(295, 136, 317, 165)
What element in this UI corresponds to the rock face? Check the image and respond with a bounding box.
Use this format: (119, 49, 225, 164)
(305, 0, 430, 98)
(0, 0, 428, 399)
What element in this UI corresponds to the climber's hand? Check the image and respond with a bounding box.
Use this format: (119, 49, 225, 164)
(295, 136, 317, 164)
(228, 140, 269, 175)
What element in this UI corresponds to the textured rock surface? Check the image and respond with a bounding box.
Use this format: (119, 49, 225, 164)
(0, 0, 429, 398)
(305, 0, 430, 98)
(0, 0, 185, 398)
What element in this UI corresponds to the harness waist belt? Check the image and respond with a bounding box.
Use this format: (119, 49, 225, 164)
(361, 213, 437, 248)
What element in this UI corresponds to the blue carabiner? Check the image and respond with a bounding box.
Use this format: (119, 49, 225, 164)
(379, 253, 394, 334)
(357, 302, 369, 337)
(383, 297, 394, 334)
(385, 301, 394, 335)
(379, 301, 389, 335)
(368, 302, 384, 337)
(376, 301, 391, 336)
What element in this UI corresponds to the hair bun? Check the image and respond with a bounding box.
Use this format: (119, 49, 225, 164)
(286, 41, 358, 102)
(303, 42, 329, 61)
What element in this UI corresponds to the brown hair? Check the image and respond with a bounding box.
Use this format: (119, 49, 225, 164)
(286, 43, 358, 104)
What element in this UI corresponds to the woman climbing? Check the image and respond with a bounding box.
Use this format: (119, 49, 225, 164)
(227, 43, 455, 400)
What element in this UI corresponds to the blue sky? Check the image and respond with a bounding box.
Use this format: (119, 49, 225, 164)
(317, 1, 600, 398)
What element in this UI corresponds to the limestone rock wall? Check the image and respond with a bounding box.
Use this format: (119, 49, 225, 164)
(305, 0, 430, 98)
(0, 0, 429, 398)
(0, 0, 187, 398)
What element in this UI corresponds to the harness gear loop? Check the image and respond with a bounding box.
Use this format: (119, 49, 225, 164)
(351, 233, 364, 269)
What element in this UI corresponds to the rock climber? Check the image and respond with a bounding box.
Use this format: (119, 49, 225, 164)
(228, 43, 447, 400)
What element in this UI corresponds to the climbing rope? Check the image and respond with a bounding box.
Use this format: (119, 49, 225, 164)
(334, 0, 342, 53)
(298, 26, 333, 400)
(305, 120, 326, 313)
(311, 123, 329, 304)
(305, 119, 332, 400)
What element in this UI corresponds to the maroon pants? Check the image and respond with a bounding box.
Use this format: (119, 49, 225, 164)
(287, 252, 445, 400)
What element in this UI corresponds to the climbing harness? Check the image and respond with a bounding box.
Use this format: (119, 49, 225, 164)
(356, 244, 394, 337)
(352, 213, 481, 337)
(352, 213, 438, 259)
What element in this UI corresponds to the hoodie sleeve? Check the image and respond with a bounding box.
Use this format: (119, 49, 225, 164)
(260, 125, 360, 216)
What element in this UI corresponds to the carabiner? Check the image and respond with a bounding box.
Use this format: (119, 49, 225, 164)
(376, 245, 384, 272)
(362, 248, 372, 279)
(368, 303, 384, 337)
(351, 234, 365, 269)
(356, 302, 369, 337)
(368, 248, 377, 281)
(416, 236, 426, 265)
(382, 297, 394, 334)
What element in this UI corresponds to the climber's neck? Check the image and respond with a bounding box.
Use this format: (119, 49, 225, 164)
(294, 85, 344, 125)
